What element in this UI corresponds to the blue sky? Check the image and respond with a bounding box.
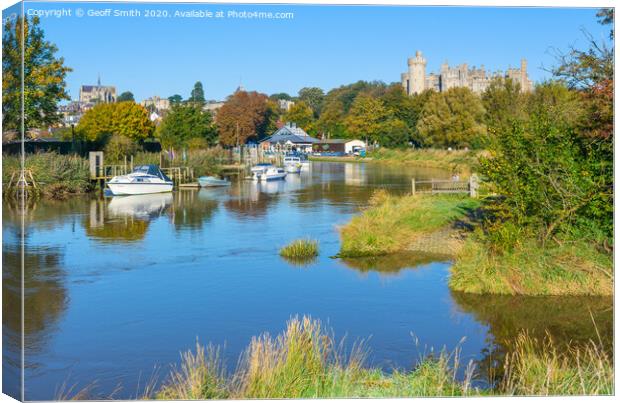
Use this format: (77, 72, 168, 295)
(6, 2, 611, 102)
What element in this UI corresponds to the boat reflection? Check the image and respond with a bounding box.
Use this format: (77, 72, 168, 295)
(84, 194, 173, 243)
(108, 193, 173, 219)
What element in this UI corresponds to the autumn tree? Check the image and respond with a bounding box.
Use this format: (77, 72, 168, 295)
(216, 91, 271, 146)
(416, 87, 486, 148)
(2, 15, 72, 132)
(76, 101, 154, 143)
(344, 94, 391, 144)
(283, 101, 316, 134)
(317, 99, 346, 138)
(156, 103, 217, 149)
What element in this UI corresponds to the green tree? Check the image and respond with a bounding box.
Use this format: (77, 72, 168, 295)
(117, 91, 135, 102)
(76, 101, 154, 143)
(317, 99, 346, 138)
(156, 103, 217, 149)
(269, 92, 292, 101)
(526, 81, 584, 128)
(2, 15, 72, 132)
(298, 87, 325, 117)
(168, 94, 183, 104)
(215, 90, 271, 146)
(416, 87, 486, 148)
(283, 101, 316, 134)
(377, 118, 410, 148)
(481, 77, 527, 133)
(188, 81, 206, 105)
(344, 94, 391, 144)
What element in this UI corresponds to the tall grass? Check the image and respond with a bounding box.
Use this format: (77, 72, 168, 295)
(501, 333, 613, 395)
(450, 237, 613, 296)
(2, 152, 92, 198)
(339, 190, 480, 257)
(279, 239, 319, 263)
(153, 316, 612, 399)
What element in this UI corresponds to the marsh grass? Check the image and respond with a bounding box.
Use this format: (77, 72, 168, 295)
(501, 332, 613, 395)
(339, 192, 480, 257)
(152, 316, 611, 399)
(279, 239, 319, 262)
(368, 148, 480, 174)
(450, 237, 613, 296)
(2, 152, 92, 198)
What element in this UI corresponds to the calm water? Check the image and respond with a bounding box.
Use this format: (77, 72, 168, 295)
(2, 162, 612, 400)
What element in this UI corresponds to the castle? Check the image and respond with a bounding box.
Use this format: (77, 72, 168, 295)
(401, 51, 533, 95)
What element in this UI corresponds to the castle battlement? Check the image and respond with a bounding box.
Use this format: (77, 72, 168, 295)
(401, 51, 532, 95)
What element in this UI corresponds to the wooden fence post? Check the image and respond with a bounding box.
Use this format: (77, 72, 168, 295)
(411, 178, 416, 195)
(469, 174, 479, 198)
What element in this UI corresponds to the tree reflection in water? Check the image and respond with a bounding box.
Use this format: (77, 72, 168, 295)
(3, 224, 68, 398)
(451, 291, 613, 385)
(339, 252, 452, 276)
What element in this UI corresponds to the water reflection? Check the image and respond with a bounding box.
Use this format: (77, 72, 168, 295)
(339, 252, 452, 276)
(452, 291, 613, 383)
(3, 227, 68, 398)
(171, 190, 218, 231)
(3, 162, 613, 399)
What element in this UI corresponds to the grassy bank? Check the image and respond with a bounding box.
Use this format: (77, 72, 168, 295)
(450, 237, 613, 296)
(153, 316, 612, 399)
(368, 148, 480, 174)
(2, 152, 92, 198)
(338, 191, 480, 257)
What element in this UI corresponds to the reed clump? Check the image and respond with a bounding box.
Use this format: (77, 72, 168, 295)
(279, 239, 319, 260)
(2, 152, 92, 199)
(153, 316, 611, 399)
(501, 332, 613, 395)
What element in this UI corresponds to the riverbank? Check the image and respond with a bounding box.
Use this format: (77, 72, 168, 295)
(338, 191, 480, 257)
(1, 149, 227, 199)
(450, 237, 613, 296)
(338, 192, 613, 296)
(151, 316, 612, 399)
(310, 148, 479, 174)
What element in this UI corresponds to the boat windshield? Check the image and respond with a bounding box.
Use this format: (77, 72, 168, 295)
(132, 165, 172, 182)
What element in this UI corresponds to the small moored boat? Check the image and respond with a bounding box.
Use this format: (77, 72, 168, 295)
(198, 176, 231, 187)
(107, 165, 173, 195)
(251, 164, 287, 181)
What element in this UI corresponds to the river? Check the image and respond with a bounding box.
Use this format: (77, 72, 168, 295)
(2, 162, 612, 400)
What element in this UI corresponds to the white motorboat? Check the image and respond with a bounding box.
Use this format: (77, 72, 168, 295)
(107, 165, 173, 195)
(284, 161, 302, 174)
(284, 154, 310, 170)
(251, 164, 287, 181)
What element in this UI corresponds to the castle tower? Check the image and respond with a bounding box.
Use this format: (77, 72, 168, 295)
(401, 50, 427, 95)
(520, 59, 529, 92)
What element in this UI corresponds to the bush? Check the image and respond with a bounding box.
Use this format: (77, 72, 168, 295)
(104, 134, 139, 162)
